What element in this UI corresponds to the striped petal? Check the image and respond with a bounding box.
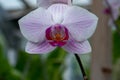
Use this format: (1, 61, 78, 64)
(18, 7, 53, 43)
(62, 6, 98, 42)
(47, 4, 69, 23)
(62, 40, 91, 54)
(26, 41, 56, 54)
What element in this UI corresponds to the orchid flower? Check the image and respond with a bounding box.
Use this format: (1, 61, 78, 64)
(18, 3, 98, 54)
(109, 0, 120, 20)
(106, 0, 120, 20)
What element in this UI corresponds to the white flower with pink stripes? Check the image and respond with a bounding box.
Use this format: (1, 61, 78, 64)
(18, 3, 98, 54)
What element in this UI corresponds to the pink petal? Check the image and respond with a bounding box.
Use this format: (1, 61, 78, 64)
(62, 40, 91, 54)
(18, 8, 53, 43)
(62, 6, 98, 42)
(37, 0, 69, 8)
(47, 4, 69, 23)
(112, 9, 119, 20)
(26, 41, 56, 54)
(108, 0, 120, 7)
(108, 0, 120, 19)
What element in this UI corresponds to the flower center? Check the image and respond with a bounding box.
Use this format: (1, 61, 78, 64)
(46, 24, 69, 47)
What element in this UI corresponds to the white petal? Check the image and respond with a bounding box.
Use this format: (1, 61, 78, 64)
(107, 0, 120, 19)
(26, 41, 56, 54)
(18, 8, 53, 43)
(47, 4, 69, 23)
(62, 6, 98, 41)
(62, 40, 91, 54)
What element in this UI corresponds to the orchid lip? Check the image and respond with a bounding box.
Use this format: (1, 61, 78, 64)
(46, 24, 69, 47)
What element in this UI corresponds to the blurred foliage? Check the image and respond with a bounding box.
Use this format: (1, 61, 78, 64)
(0, 37, 91, 80)
(15, 51, 29, 72)
(115, 16, 120, 31)
(0, 40, 67, 80)
(113, 16, 120, 64)
(45, 48, 66, 80)
(113, 17, 120, 80)
(0, 43, 22, 80)
(25, 48, 66, 80)
(113, 31, 120, 64)
(113, 59, 120, 80)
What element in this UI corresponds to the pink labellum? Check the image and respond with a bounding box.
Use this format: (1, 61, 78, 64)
(46, 24, 69, 47)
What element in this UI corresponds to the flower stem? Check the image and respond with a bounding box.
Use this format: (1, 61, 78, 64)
(74, 54, 88, 80)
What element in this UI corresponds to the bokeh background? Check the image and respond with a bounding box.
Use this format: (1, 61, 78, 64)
(0, 0, 119, 80)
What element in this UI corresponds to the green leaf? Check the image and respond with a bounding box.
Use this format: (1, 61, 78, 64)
(113, 31, 120, 64)
(0, 42, 22, 80)
(115, 16, 120, 30)
(46, 48, 67, 80)
(15, 51, 29, 72)
(26, 55, 45, 80)
(0, 43, 11, 79)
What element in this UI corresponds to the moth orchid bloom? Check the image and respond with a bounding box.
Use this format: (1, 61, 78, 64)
(106, 0, 120, 20)
(18, 4, 98, 54)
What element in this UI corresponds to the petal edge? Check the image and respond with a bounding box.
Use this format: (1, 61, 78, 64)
(26, 41, 56, 54)
(62, 40, 91, 54)
(62, 6, 98, 41)
(18, 8, 53, 43)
